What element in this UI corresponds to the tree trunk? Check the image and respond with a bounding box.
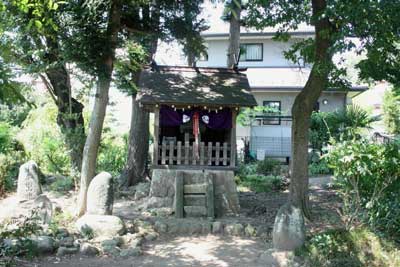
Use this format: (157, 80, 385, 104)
(119, 95, 150, 187)
(227, 0, 241, 68)
(272, 0, 333, 250)
(119, 4, 159, 188)
(77, 0, 121, 216)
(45, 66, 85, 172)
(187, 49, 196, 67)
(289, 0, 332, 217)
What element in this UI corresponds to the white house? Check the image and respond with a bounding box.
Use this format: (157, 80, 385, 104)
(197, 28, 367, 160)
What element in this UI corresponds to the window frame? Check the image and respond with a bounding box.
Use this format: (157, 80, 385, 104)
(262, 100, 281, 125)
(239, 43, 264, 62)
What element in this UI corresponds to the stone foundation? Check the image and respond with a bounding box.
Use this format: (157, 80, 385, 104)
(147, 169, 240, 216)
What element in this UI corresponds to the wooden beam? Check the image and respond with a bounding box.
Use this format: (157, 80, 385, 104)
(184, 183, 207, 194)
(175, 173, 184, 218)
(206, 172, 215, 219)
(184, 195, 206, 206)
(152, 107, 160, 166)
(184, 206, 207, 217)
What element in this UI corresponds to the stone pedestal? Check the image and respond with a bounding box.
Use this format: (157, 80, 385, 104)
(147, 169, 240, 216)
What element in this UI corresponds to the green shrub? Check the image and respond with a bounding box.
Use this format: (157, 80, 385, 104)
(327, 139, 400, 239)
(309, 159, 331, 176)
(0, 212, 42, 266)
(97, 129, 128, 177)
(49, 176, 74, 192)
(0, 151, 26, 195)
(18, 103, 71, 176)
(297, 228, 400, 267)
(0, 122, 26, 196)
(310, 106, 378, 151)
(241, 174, 286, 192)
(256, 158, 281, 176)
(383, 89, 400, 135)
(0, 103, 30, 127)
(236, 162, 257, 177)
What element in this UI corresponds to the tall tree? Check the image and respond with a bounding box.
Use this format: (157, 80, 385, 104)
(118, 0, 207, 187)
(117, 1, 161, 188)
(74, 0, 122, 216)
(0, 0, 86, 171)
(245, 0, 400, 249)
(224, 0, 242, 68)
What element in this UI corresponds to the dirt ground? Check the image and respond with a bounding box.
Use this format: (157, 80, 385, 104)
(2, 175, 342, 267)
(23, 235, 274, 267)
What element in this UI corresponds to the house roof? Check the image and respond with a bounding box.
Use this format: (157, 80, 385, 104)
(245, 67, 368, 92)
(137, 66, 257, 107)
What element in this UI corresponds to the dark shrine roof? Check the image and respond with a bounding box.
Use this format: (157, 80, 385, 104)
(137, 66, 257, 107)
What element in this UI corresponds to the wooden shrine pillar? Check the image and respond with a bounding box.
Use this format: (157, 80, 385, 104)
(152, 106, 160, 166)
(230, 110, 237, 167)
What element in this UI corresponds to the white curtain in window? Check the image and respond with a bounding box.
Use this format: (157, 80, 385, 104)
(245, 44, 262, 60)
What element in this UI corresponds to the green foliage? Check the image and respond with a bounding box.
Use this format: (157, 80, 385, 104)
(49, 176, 74, 193)
(0, 103, 31, 127)
(18, 102, 71, 176)
(297, 228, 400, 267)
(327, 139, 400, 239)
(236, 160, 287, 192)
(256, 158, 282, 176)
(310, 106, 377, 151)
(0, 151, 26, 195)
(240, 174, 286, 193)
(0, 212, 42, 266)
(383, 89, 400, 135)
(97, 129, 128, 177)
(114, 41, 148, 95)
(48, 211, 74, 237)
(309, 159, 331, 176)
(80, 226, 94, 240)
(237, 106, 282, 126)
(0, 122, 26, 195)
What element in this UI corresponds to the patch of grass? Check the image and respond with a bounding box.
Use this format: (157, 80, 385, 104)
(296, 228, 400, 267)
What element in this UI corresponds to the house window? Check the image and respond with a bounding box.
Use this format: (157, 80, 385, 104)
(240, 43, 263, 61)
(262, 101, 281, 125)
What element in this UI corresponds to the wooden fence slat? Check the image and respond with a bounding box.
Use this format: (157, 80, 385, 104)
(223, 142, 228, 166)
(161, 141, 167, 165)
(177, 141, 182, 165)
(192, 143, 197, 165)
(215, 142, 220, 166)
(184, 141, 190, 165)
(175, 173, 184, 218)
(207, 142, 212, 166)
(169, 141, 174, 165)
(200, 142, 205, 165)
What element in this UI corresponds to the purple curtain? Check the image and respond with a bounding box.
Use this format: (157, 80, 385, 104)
(160, 106, 232, 129)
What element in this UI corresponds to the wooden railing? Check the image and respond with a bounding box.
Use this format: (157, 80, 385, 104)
(157, 141, 233, 166)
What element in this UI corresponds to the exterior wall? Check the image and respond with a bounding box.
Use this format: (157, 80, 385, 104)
(237, 91, 347, 158)
(197, 39, 303, 68)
